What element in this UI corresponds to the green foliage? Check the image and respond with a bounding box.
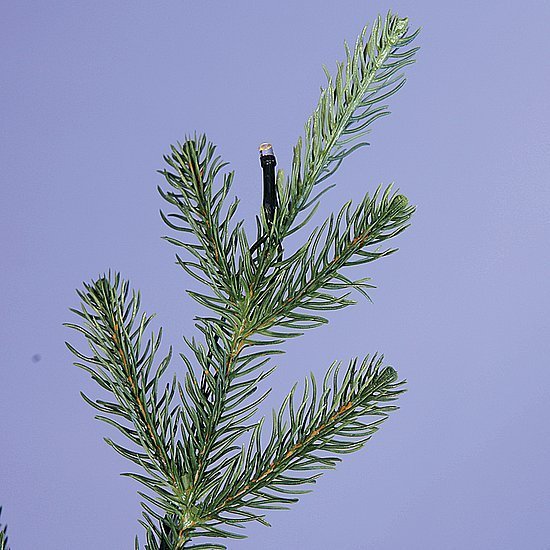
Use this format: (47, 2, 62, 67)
(64, 10, 419, 549)
(0, 507, 9, 550)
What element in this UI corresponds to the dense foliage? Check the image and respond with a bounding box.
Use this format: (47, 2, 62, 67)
(63, 11, 419, 549)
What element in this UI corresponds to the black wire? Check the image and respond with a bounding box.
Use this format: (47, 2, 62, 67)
(250, 149, 282, 258)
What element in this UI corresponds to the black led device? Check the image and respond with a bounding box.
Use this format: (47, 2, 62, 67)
(259, 142, 278, 226)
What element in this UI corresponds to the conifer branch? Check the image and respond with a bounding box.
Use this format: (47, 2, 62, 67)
(64, 9, 420, 549)
(0, 508, 9, 550)
(276, 12, 419, 243)
(65, 275, 193, 546)
(205, 356, 403, 525)
(158, 135, 241, 304)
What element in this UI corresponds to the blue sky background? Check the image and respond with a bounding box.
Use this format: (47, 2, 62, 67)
(1, 1, 549, 549)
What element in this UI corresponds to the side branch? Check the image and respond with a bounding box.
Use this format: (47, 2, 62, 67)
(248, 186, 414, 339)
(65, 274, 191, 545)
(206, 355, 403, 522)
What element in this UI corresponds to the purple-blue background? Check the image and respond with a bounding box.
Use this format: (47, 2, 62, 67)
(2, 1, 549, 548)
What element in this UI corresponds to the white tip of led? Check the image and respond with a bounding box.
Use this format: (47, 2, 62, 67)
(259, 143, 274, 156)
